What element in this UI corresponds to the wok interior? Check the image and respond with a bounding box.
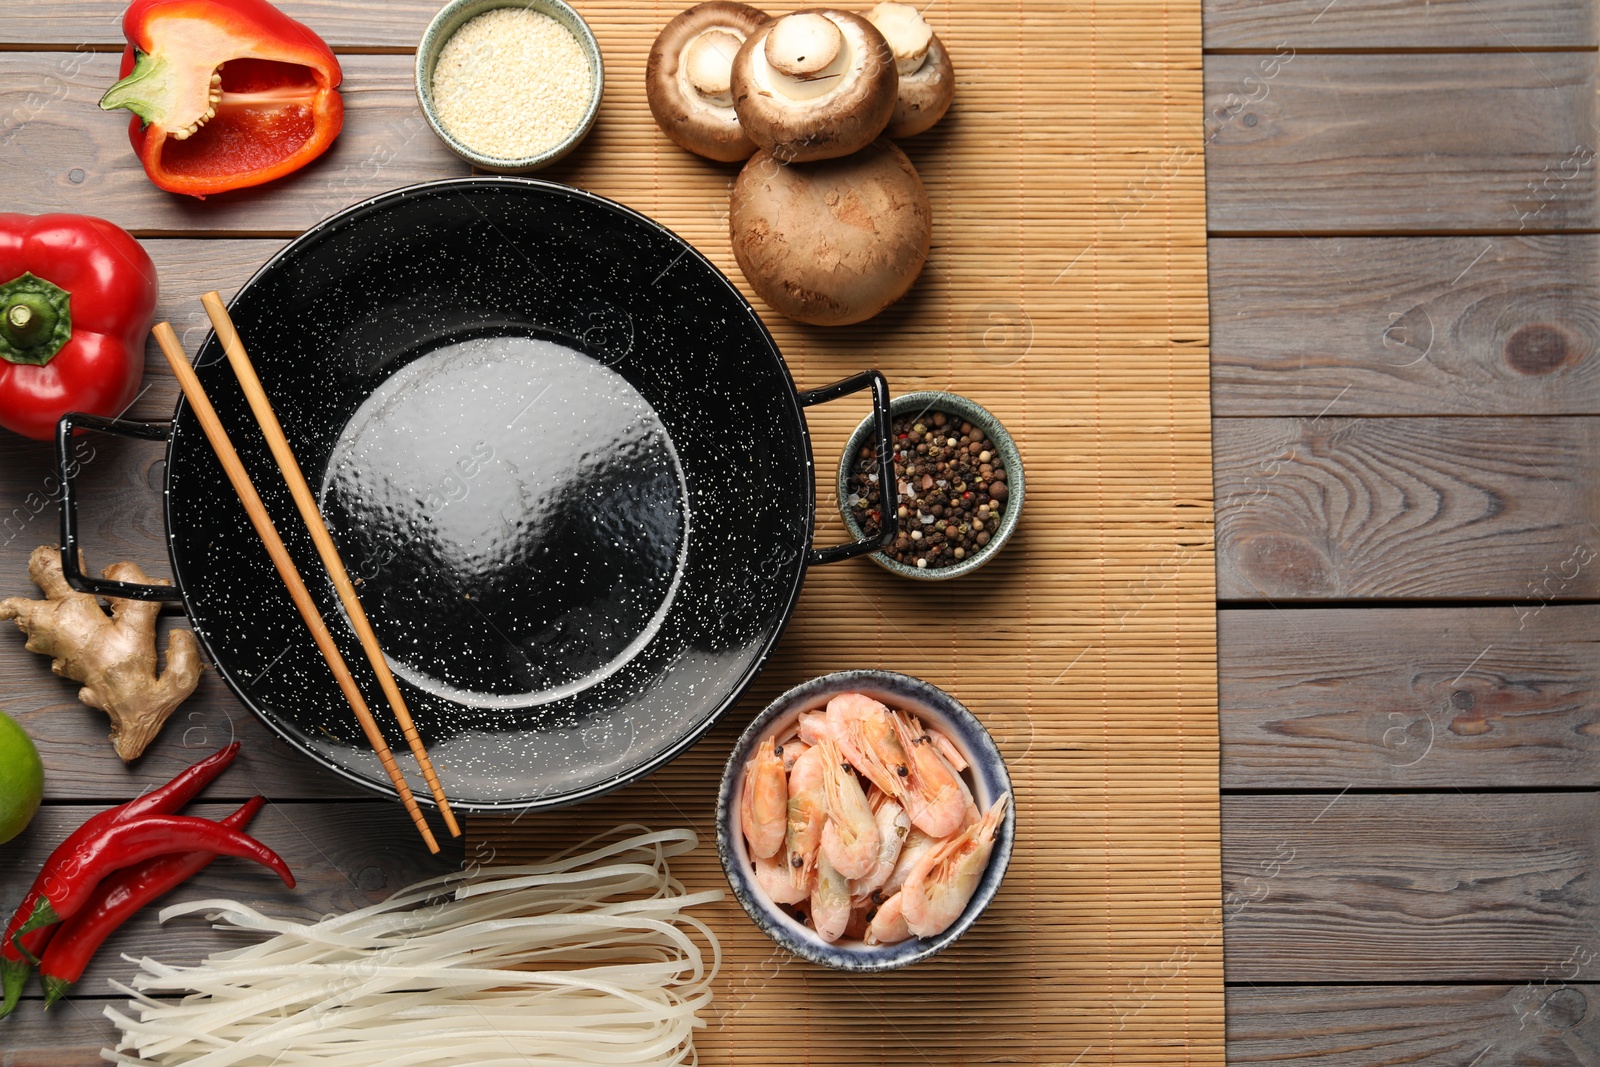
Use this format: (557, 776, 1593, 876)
(167, 180, 812, 808)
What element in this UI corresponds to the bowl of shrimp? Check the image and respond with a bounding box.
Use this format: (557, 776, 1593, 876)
(715, 669, 1015, 971)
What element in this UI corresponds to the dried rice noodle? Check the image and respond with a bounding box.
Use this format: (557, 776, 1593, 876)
(103, 827, 722, 1067)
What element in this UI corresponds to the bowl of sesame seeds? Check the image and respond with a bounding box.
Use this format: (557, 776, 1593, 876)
(838, 391, 1025, 580)
(417, 0, 604, 173)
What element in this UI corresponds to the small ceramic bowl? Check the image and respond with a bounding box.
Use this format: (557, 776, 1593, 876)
(837, 391, 1024, 580)
(716, 670, 1015, 971)
(416, 0, 604, 173)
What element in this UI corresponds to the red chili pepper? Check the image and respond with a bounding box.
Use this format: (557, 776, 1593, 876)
(0, 214, 158, 441)
(0, 742, 238, 1018)
(13, 814, 294, 942)
(37, 796, 265, 1007)
(99, 0, 343, 197)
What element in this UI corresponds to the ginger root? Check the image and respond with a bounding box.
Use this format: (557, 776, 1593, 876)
(0, 545, 203, 762)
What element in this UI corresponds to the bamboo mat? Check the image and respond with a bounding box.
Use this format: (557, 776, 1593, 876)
(474, 0, 1219, 1062)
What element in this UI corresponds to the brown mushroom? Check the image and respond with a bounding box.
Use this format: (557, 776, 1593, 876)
(730, 9, 897, 163)
(729, 139, 931, 325)
(866, 2, 954, 138)
(646, 2, 772, 162)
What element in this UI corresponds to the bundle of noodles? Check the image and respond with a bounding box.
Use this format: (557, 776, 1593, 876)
(105, 827, 722, 1067)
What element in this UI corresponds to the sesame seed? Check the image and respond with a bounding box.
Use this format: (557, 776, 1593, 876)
(431, 7, 593, 160)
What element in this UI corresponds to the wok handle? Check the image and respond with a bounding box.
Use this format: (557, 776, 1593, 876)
(799, 370, 898, 566)
(56, 412, 182, 602)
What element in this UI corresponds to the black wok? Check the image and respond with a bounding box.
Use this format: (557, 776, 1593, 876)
(57, 177, 894, 812)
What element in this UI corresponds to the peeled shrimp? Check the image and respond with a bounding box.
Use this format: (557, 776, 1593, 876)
(740, 738, 788, 859)
(881, 826, 940, 899)
(901, 793, 1011, 937)
(850, 797, 910, 904)
(895, 712, 968, 838)
(797, 710, 832, 745)
(754, 848, 810, 904)
(865, 891, 911, 945)
(811, 851, 852, 943)
(826, 692, 912, 799)
(785, 744, 827, 889)
(818, 737, 881, 880)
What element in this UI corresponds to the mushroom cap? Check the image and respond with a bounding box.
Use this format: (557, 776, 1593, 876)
(885, 32, 953, 138)
(866, 3, 954, 138)
(647, 1, 771, 162)
(729, 140, 932, 326)
(730, 9, 898, 163)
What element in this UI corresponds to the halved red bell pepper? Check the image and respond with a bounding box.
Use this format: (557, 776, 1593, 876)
(0, 214, 158, 441)
(99, 0, 344, 198)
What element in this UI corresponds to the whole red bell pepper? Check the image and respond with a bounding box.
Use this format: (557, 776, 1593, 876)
(99, 0, 344, 197)
(0, 214, 158, 441)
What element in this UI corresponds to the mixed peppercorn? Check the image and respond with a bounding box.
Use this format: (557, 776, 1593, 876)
(847, 410, 1009, 570)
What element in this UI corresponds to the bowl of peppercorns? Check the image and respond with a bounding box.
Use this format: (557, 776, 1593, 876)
(837, 391, 1023, 579)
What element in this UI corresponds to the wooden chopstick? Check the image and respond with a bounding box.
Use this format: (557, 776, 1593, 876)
(152, 323, 441, 854)
(200, 292, 462, 840)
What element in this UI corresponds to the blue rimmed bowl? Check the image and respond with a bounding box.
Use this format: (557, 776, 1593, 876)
(715, 669, 1015, 971)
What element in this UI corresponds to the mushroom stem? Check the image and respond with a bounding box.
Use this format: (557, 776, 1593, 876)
(764, 11, 847, 85)
(685, 29, 742, 104)
(867, 2, 932, 75)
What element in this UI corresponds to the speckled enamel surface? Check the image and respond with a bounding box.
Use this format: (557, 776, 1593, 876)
(716, 669, 1016, 971)
(163, 178, 817, 811)
(836, 391, 1026, 581)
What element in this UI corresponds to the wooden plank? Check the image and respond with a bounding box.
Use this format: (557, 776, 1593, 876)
(1214, 416, 1600, 601)
(1210, 235, 1600, 416)
(1222, 793, 1600, 982)
(1205, 54, 1598, 233)
(0, 803, 457, 1022)
(1203, 0, 1597, 50)
(1219, 606, 1600, 789)
(15, 0, 1594, 53)
(0, 2, 439, 49)
(1227, 984, 1600, 1067)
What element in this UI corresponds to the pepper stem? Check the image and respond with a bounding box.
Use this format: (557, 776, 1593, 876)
(99, 49, 175, 127)
(0, 957, 28, 1019)
(41, 974, 71, 1009)
(13, 897, 60, 945)
(0, 273, 73, 367)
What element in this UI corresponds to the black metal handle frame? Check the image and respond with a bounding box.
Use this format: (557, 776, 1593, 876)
(56, 411, 180, 601)
(800, 370, 898, 566)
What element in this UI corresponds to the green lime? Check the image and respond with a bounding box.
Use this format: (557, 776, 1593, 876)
(0, 710, 43, 845)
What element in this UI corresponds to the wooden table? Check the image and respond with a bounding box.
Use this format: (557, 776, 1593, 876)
(1206, 1, 1600, 1061)
(2, 1, 1597, 1063)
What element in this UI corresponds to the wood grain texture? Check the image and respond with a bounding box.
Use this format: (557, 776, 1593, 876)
(1205, 54, 1598, 233)
(1210, 236, 1600, 415)
(1203, 0, 1598, 50)
(1214, 416, 1600, 600)
(1222, 793, 1600, 982)
(1219, 606, 1600, 789)
(1227, 984, 1600, 1067)
(0, 2, 440, 49)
